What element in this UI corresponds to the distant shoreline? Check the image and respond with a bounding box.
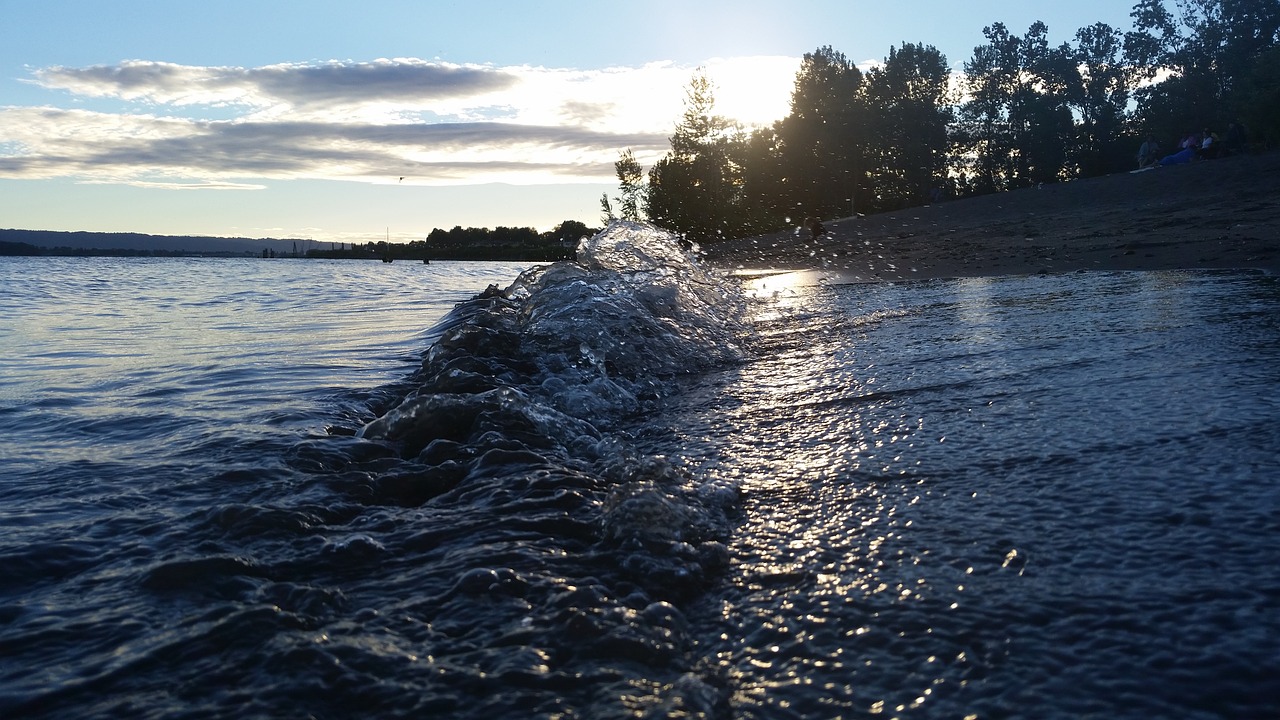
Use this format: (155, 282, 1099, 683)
(0, 235, 570, 262)
(0, 229, 306, 257)
(0, 228, 575, 262)
(703, 151, 1280, 282)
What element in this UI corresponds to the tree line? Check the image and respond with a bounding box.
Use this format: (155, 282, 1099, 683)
(603, 0, 1280, 242)
(306, 220, 597, 261)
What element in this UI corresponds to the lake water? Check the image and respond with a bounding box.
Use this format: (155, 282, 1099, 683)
(1, 225, 1278, 718)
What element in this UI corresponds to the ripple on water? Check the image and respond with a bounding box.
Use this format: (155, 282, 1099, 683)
(657, 271, 1280, 718)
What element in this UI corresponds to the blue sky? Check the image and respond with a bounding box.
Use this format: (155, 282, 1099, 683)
(1, 1, 1134, 243)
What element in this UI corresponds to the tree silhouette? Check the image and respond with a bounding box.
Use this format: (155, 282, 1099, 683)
(957, 22, 1076, 193)
(601, 149, 645, 223)
(1126, 0, 1280, 142)
(778, 46, 868, 218)
(645, 70, 746, 242)
(864, 43, 954, 209)
(1071, 23, 1132, 176)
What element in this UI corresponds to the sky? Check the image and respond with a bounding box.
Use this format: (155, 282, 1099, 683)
(1, 0, 1136, 244)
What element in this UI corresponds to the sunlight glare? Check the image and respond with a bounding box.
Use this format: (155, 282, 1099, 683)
(704, 56, 796, 128)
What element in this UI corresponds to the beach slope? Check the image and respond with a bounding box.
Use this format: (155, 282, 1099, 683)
(704, 151, 1280, 281)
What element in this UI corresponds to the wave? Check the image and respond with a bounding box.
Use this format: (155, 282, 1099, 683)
(275, 221, 754, 715)
(1, 222, 755, 718)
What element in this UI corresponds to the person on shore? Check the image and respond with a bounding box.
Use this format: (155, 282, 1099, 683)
(1198, 128, 1222, 159)
(1155, 131, 1203, 166)
(1223, 121, 1248, 155)
(1137, 136, 1161, 169)
(802, 216, 826, 241)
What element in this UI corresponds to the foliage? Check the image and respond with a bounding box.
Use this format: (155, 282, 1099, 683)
(1237, 46, 1280, 145)
(601, 149, 646, 224)
(777, 46, 869, 218)
(411, 219, 596, 261)
(1072, 23, 1134, 175)
(611, 0, 1277, 242)
(1126, 0, 1280, 140)
(954, 22, 1079, 193)
(864, 43, 954, 209)
(644, 70, 749, 242)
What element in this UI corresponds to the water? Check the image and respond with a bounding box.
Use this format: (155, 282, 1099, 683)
(1, 228, 1278, 718)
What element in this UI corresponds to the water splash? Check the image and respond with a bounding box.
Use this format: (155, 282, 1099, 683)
(340, 222, 752, 712)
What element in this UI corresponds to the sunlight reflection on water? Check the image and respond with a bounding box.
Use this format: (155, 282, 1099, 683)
(650, 269, 1280, 718)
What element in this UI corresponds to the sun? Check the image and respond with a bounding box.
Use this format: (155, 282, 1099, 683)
(704, 56, 797, 129)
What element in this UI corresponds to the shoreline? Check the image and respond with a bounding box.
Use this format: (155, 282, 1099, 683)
(703, 151, 1280, 283)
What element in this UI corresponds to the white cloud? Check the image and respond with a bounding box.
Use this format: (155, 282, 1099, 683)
(3, 56, 798, 187)
(30, 58, 517, 109)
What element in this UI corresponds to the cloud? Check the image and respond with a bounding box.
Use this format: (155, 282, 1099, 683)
(250, 60, 517, 105)
(0, 106, 667, 184)
(83, 179, 268, 190)
(3, 56, 797, 188)
(31, 58, 518, 108)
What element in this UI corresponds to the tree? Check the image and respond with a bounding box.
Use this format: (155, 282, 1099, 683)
(552, 219, 593, 240)
(599, 193, 615, 225)
(864, 43, 954, 209)
(1072, 22, 1133, 176)
(955, 22, 1023, 194)
(736, 122, 793, 233)
(645, 70, 746, 242)
(1238, 45, 1280, 146)
(1014, 22, 1078, 184)
(614, 149, 645, 221)
(601, 149, 646, 224)
(776, 46, 869, 218)
(956, 22, 1077, 194)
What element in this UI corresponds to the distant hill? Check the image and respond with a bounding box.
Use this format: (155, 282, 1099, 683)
(0, 229, 311, 256)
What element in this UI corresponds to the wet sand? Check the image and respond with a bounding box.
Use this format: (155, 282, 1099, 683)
(703, 151, 1280, 282)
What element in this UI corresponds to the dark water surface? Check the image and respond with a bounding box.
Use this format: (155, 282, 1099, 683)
(657, 269, 1280, 718)
(1, 235, 1277, 718)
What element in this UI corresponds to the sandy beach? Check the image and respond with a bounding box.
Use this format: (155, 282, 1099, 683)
(704, 151, 1280, 282)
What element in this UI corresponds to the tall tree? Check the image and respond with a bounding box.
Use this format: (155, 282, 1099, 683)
(1125, 0, 1280, 140)
(736, 122, 792, 233)
(864, 43, 954, 209)
(1072, 22, 1132, 176)
(777, 46, 869, 219)
(601, 149, 645, 223)
(957, 22, 1076, 193)
(1014, 22, 1078, 184)
(1238, 45, 1280, 145)
(955, 22, 1023, 194)
(645, 70, 746, 242)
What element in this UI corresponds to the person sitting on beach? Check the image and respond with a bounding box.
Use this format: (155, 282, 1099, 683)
(1137, 136, 1161, 169)
(1198, 128, 1221, 159)
(802, 216, 826, 241)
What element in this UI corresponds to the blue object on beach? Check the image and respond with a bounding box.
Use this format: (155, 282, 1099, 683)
(1159, 147, 1196, 165)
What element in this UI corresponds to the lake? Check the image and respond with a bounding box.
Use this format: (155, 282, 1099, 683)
(2, 226, 1277, 718)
